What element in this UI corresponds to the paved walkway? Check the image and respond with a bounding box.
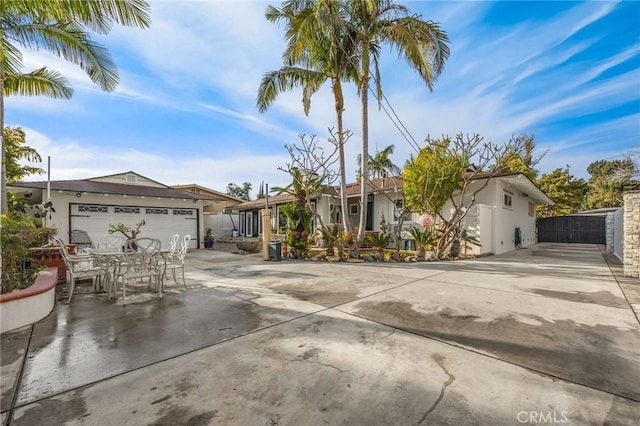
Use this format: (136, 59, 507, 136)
(1, 243, 638, 425)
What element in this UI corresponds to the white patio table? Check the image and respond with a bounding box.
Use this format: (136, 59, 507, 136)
(88, 248, 125, 300)
(89, 246, 171, 304)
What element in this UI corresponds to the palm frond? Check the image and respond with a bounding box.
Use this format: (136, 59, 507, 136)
(365, 231, 391, 249)
(257, 66, 325, 113)
(381, 18, 450, 91)
(9, 21, 119, 91)
(4, 67, 72, 98)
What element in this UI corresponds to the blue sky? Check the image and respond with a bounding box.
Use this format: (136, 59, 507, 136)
(7, 0, 639, 196)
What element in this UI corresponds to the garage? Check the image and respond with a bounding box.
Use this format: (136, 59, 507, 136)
(70, 203, 198, 249)
(8, 171, 223, 249)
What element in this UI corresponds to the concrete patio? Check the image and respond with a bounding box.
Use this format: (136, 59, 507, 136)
(1, 243, 639, 425)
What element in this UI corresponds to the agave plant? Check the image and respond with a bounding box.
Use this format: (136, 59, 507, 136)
(365, 232, 391, 262)
(407, 226, 435, 261)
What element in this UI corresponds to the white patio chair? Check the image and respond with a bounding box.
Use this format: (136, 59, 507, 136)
(100, 236, 125, 251)
(164, 235, 190, 287)
(168, 234, 180, 253)
(53, 236, 107, 303)
(114, 238, 163, 305)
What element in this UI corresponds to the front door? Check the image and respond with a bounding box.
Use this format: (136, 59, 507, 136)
(366, 195, 374, 231)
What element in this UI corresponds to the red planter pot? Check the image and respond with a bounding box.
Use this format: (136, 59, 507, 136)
(29, 244, 77, 284)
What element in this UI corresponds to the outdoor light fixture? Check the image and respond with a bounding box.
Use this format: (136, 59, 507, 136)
(43, 201, 55, 213)
(76, 192, 82, 197)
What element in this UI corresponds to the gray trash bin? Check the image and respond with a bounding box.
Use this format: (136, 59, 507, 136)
(268, 242, 282, 261)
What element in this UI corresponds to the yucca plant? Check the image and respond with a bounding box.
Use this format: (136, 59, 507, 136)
(365, 232, 391, 262)
(407, 226, 435, 261)
(279, 202, 314, 259)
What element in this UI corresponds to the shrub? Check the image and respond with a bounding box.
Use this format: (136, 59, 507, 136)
(365, 232, 392, 261)
(407, 226, 435, 261)
(1, 214, 54, 294)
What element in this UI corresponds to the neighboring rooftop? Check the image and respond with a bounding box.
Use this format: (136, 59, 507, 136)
(10, 172, 224, 201)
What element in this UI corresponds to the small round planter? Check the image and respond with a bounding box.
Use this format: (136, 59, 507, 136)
(236, 240, 260, 252)
(0, 267, 57, 333)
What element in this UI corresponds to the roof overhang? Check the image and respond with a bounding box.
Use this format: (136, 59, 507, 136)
(499, 174, 554, 205)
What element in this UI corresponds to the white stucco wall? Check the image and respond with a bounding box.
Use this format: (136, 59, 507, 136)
(614, 207, 624, 260)
(0, 287, 56, 333)
(440, 178, 538, 255)
(460, 204, 493, 256)
(204, 213, 237, 238)
(490, 179, 537, 254)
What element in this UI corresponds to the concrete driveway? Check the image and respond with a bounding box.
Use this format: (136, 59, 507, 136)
(1, 243, 638, 425)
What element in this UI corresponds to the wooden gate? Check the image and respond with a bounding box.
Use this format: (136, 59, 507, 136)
(536, 216, 605, 244)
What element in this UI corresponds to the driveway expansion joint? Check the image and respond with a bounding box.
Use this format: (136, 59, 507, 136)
(5, 324, 34, 425)
(339, 309, 640, 404)
(600, 246, 640, 325)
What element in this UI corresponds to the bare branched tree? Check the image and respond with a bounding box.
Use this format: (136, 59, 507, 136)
(361, 175, 411, 261)
(405, 133, 531, 258)
(277, 130, 352, 260)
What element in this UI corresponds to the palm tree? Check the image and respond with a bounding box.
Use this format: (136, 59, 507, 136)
(0, 0, 151, 213)
(258, 0, 358, 234)
(357, 143, 401, 179)
(370, 144, 401, 178)
(346, 0, 450, 244)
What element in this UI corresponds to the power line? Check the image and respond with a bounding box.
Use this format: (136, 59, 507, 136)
(369, 85, 422, 153)
(338, 20, 425, 155)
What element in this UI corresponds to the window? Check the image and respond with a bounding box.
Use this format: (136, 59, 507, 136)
(330, 204, 342, 224)
(503, 192, 513, 209)
(115, 206, 140, 214)
(278, 210, 287, 232)
(528, 202, 535, 217)
(393, 199, 404, 222)
(349, 204, 359, 215)
(78, 205, 108, 213)
(146, 208, 168, 215)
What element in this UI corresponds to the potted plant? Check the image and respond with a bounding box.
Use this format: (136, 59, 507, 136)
(204, 228, 214, 249)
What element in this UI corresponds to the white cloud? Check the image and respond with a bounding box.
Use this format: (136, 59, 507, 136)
(20, 127, 293, 191)
(8, 0, 639, 190)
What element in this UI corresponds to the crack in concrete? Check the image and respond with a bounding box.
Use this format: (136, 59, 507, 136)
(263, 349, 351, 373)
(382, 328, 396, 339)
(415, 354, 455, 426)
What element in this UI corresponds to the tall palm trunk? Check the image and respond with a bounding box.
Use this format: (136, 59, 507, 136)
(1, 59, 6, 214)
(332, 78, 349, 233)
(357, 42, 370, 245)
(1, 59, 5, 279)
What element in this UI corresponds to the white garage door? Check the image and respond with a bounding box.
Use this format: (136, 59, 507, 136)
(70, 203, 198, 249)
